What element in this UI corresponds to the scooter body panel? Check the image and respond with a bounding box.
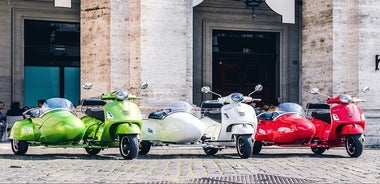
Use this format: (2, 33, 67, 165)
(230, 124, 255, 135)
(326, 104, 366, 141)
(82, 100, 143, 142)
(116, 123, 141, 135)
(104, 101, 142, 127)
(201, 116, 222, 141)
(340, 124, 364, 135)
(142, 112, 204, 143)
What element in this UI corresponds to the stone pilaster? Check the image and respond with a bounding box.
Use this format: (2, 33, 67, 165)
(80, 0, 111, 98)
(301, 0, 334, 104)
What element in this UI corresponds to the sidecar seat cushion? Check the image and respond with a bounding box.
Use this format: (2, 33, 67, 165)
(258, 112, 274, 120)
(85, 108, 105, 121)
(148, 109, 171, 120)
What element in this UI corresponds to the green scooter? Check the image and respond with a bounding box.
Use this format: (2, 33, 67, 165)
(10, 83, 146, 160)
(79, 82, 147, 159)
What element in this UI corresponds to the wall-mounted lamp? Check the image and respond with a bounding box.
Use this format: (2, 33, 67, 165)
(241, 0, 266, 19)
(376, 55, 380, 70)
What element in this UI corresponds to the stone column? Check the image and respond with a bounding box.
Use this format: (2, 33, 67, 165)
(139, 0, 193, 111)
(80, 0, 194, 113)
(301, 0, 334, 104)
(80, 0, 112, 97)
(81, 0, 141, 95)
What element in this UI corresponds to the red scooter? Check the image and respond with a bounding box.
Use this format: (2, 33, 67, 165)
(253, 86, 369, 158)
(306, 86, 369, 157)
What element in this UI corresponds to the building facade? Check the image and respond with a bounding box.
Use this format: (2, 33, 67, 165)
(0, 0, 379, 146)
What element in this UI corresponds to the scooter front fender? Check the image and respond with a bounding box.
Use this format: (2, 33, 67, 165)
(116, 123, 141, 135)
(341, 124, 364, 135)
(231, 124, 256, 135)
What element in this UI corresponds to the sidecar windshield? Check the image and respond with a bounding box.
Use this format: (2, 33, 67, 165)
(275, 102, 305, 116)
(41, 98, 75, 113)
(164, 101, 194, 113)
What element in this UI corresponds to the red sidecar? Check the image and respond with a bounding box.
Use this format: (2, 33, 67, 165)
(253, 102, 316, 154)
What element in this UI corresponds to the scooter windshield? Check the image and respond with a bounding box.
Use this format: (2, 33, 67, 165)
(275, 102, 305, 116)
(41, 98, 76, 113)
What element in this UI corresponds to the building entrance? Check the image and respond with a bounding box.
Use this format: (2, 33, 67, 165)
(212, 30, 278, 106)
(24, 20, 80, 107)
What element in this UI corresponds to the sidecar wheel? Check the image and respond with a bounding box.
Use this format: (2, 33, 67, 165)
(345, 135, 363, 157)
(119, 134, 139, 160)
(236, 135, 253, 159)
(310, 147, 326, 155)
(252, 141, 262, 154)
(311, 147, 326, 155)
(85, 148, 101, 155)
(11, 139, 28, 155)
(139, 141, 151, 155)
(203, 147, 218, 155)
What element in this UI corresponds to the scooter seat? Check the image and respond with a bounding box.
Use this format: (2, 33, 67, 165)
(85, 108, 105, 121)
(148, 109, 171, 120)
(311, 112, 331, 124)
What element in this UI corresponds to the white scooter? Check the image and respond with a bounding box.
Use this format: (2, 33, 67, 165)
(139, 101, 204, 155)
(200, 84, 263, 158)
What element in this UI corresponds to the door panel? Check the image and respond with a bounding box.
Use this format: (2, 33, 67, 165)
(212, 30, 278, 106)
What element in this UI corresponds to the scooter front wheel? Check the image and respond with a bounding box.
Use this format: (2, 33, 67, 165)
(11, 139, 28, 155)
(345, 135, 363, 157)
(119, 134, 139, 160)
(236, 135, 253, 159)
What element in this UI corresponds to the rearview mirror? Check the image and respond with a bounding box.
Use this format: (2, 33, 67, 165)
(362, 86, 369, 93)
(83, 82, 93, 90)
(311, 88, 319, 94)
(255, 84, 263, 92)
(141, 82, 148, 89)
(201, 86, 211, 94)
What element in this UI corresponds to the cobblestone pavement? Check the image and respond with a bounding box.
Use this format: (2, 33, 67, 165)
(0, 142, 379, 183)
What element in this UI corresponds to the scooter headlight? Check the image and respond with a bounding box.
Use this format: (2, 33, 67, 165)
(115, 90, 129, 100)
(339, 95, 352, 103)
(231, 93, 244, 103)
